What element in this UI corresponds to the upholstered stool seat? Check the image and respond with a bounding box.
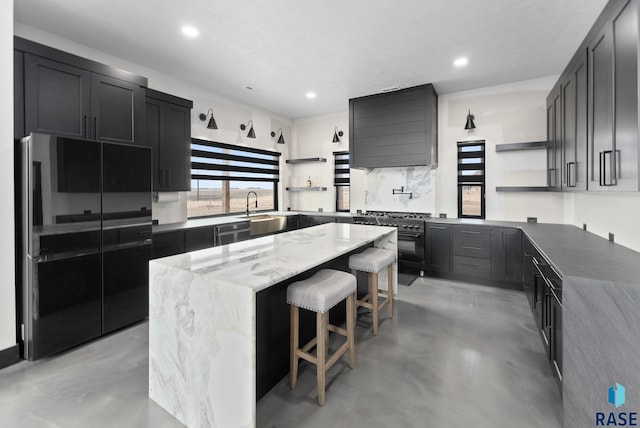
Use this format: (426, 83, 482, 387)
(287, 269, 357, 406)
(349, 247, 395, 335)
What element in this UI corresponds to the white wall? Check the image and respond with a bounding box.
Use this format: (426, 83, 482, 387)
(437, 76, 566, 222)
(1, 0, 16, 353)
(570, 193, 640, 251)
(14, 24, 293, 224)
(289, 112, 366, 212)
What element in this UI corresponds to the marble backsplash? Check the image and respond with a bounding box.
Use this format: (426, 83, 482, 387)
(365, 166, 436, 214)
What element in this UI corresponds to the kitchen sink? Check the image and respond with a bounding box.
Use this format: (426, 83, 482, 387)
(241, 215, 287, 236)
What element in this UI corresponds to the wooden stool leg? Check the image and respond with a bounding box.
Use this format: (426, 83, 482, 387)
(289, 304, 299, 390)
(388, 263, 394, 319)
(371, 272, 379, 336)
(317, 311, 327, 406)
(346, 293, 356, 368)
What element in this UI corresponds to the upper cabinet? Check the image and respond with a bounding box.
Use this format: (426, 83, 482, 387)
(546, 82, 562, 191)
(14, 37, 146, 145)
(548, 0, 639, 193)
(561, 48, 588, 191)
(587, 0, 638, 191)
(349, 84, 438, 168)
(144, 89, 193, 192)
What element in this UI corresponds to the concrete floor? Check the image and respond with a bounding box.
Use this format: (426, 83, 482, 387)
(0, 277, 562, 428)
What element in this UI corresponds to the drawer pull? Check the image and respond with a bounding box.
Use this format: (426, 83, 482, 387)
(460, 230, 481, 234)
(461, 245, 482, 250)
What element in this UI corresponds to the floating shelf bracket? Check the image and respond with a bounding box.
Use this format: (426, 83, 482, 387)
(392, 186, 413, 198)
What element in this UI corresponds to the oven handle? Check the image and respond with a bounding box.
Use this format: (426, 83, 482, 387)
(398, 232, 422, 239)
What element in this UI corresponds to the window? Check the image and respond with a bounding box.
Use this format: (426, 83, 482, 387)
(334, 151, 350, 212)
(187, 139, 281, 218)
(457, 140, 485, 219)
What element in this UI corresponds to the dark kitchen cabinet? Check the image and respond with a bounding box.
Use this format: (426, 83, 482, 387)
(349, 84, 438, 168)
(185, 226, 215, 252)
(521, 236, 542, 311)
(490, 227, 522, 283)
(152, 230, 186, 259)
(286, 215, 300, 231)
(546, 82, 562, 191)
(14, 50, 24, 140)
(23, 53, 91, 139)
(90, 73, 144, 144)
(587, 0, 638, 191)
(145, 89, 192, 191)
(561, 49, 588, 191)
(15, 37, 147, 143)
(451, 225, 491, 278)
(425, 223, 450, 274)
(551, 290, 563, 384)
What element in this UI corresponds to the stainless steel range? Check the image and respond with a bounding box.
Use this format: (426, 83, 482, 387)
(353, 211, 431, 276)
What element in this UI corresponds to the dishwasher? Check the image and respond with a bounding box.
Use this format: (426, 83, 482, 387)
(214, 221, 251, 246)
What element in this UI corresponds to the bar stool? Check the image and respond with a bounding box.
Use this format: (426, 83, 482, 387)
(287, 269, 357, 406)
(349, 247, 395, 335)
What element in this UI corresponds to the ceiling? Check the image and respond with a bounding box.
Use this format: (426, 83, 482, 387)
(14, 0, 609, 119)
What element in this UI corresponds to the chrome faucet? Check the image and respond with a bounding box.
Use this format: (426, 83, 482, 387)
(246, 191, 258, 216)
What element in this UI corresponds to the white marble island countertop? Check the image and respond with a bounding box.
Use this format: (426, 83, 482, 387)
(152, 222, 396, 292)
(149, 223, 397, 428)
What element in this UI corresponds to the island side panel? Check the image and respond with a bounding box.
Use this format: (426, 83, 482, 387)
(149, 259, 256, 428)
(563, 277, 640, 428)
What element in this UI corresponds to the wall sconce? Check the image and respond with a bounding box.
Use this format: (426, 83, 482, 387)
(199, 108, 218, 129)
(464, 110, 476, 130)
(332, 127, 344, 143)
(271, 128, 285, 144)
(240, 120, 256, 138)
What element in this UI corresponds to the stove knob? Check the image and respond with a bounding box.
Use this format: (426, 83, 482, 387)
(402, 224, 407, 228)
(394, 223, 399, 227)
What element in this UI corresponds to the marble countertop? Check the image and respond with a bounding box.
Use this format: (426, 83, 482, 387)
(427, 218, 640, 285)
(151, 222, 396, 292)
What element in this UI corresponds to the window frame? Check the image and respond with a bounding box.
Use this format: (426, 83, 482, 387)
(188, 138, 281, 219)
(333, 151, 350, 212)
(457, 140, 486, 219)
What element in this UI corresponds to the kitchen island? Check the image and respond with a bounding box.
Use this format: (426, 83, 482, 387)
(148, 223, 397, 428)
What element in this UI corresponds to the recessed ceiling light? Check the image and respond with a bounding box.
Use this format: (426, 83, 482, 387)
(182, 25, 199, 38)
(454, 57, 469, 67)
(306, 91, 317, 99)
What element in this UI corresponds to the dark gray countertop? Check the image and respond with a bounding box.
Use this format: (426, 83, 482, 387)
(427, 218, 640, 284)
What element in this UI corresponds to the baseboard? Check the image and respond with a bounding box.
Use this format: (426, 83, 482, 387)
(0, 344, 21, 370)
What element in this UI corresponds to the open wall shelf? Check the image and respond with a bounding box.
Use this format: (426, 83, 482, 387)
(286, 187, 328, 192)
(495, 141, 547, 152)
(286, 158, 327, 164)
(496, 186, 548, 192)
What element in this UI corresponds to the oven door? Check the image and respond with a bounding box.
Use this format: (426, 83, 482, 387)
(397, 231, 425, 265)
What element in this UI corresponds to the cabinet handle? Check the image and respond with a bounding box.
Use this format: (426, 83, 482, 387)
(429, 226, 447, 230)
(599, 150, 619, 186)
(460, 230, 481, 235)
(83, 115, 88, 139)
(461, 245, 482, 250)
(93, 117, 97, 140)
(566, 162, 576, 188)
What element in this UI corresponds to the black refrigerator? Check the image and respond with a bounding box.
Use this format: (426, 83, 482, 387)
(19, 133, 151, 360)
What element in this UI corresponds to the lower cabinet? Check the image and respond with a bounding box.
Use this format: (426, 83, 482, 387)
(425, 223, 451, 273)
(185, 227, 215, 251)
(426, 223, 522, 288)
(530, 249, 563, 387)
(491, 227, 522, 283)
(152, 230, 186, 259)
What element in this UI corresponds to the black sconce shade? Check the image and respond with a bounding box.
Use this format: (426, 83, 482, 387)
(332, 127, 344, 143)
(271, 128, 285, 144)
(199, 108, 218, 129)
(240, 120, 256, 138)
(464, 110, 476, 130)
